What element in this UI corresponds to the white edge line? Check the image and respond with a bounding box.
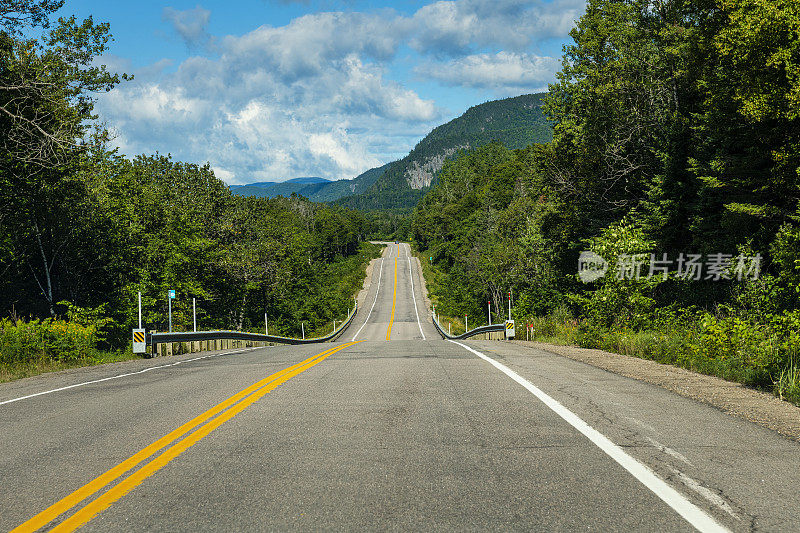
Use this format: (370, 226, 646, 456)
(448, 340, 730, 533)
(407, 246, 425, 339)
(352, 255, 385, 341)
(0, 347, 262, 407)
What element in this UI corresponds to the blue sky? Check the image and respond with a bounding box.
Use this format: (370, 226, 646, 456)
(61, 0, 585, 184)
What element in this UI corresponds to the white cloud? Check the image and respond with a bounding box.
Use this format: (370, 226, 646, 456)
(418, 51, 560, 91)
(221, 12, 409, 82)
(309, 128, 381, 176)
(411, 0, 585, 56)
(212, 166, 235, 183)
(95, 0, 585, 184)
(162, 5, 212, 47)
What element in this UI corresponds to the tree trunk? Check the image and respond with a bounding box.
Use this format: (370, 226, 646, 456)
(32, 219, 55, 316)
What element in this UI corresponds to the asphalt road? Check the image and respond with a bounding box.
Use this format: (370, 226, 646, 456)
(2, 243, 799, 532)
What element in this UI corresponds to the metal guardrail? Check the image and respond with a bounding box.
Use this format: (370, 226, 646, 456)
(432, 313, 506, 340)
(147, 302, 358, 353)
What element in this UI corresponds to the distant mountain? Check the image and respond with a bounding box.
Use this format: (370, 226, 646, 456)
(230, 177, 331, 199)
(335, 93, 552, 210)
(285, 177, 330, 184)
(228, 166, 390, 202)
(228, 93, 552, 207)
(303, 163, 390, 202)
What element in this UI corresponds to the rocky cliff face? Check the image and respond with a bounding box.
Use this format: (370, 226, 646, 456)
(405, 146, 468, 190)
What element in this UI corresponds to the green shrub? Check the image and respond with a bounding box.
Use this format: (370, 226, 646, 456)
(575, 321, 603, 348)
(0, 318, 98, 364)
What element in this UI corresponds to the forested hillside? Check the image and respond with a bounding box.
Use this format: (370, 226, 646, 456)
(337, 93, 552, 210)
(413, 0, 800, 403)
(0, 3, 379, 375)
(230, 177, 329, 199)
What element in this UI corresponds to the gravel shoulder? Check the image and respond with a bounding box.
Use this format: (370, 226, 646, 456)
(517, 340, 800, 441)
(356, 245, 386, 309)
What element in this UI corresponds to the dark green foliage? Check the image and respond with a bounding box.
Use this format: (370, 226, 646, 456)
(413, 0, 800, 402)
(1, 148, 378, 348)
(412, 142, 564, 323)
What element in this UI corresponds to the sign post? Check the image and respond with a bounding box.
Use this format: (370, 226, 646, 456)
(505, 320, 516, 340)
(168, 290, 176, 332)
(138, 291, 142, 329)
(132, 328, 146, 354)
(488, 300, 491, 325)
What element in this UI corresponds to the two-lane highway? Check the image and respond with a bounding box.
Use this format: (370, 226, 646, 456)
(350, 242, 436, 342)
(2, 242, 800, 531)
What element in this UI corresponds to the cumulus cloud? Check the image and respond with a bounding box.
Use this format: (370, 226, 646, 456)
(96, 15, 435, 183)
(417, 51, 560, 92)
(411, 0, 585, 56)
(221, 12, 409, 82)
(96, 0, 585, 184)
(162, 5, 212, 47)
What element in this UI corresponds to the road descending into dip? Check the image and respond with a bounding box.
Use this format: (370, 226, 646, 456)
(2, 243, 799, 532)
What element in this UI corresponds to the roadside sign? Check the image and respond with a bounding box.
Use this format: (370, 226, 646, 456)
(168, 290, 176, 299)
(505, 320, 515, 340)
(132, 328, 146, 353)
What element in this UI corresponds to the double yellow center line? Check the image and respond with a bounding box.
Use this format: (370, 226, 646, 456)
(14, 341, 360, 532)
(386, 256, 397, 340)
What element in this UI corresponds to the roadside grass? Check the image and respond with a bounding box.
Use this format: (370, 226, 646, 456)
(0, 349, 141, 384)
(526, 310, 800, 407)
(432, 314, 467, 336)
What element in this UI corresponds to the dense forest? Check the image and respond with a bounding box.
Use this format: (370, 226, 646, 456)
(413, 0, 800, 403)
(0, 1, 378, 374)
